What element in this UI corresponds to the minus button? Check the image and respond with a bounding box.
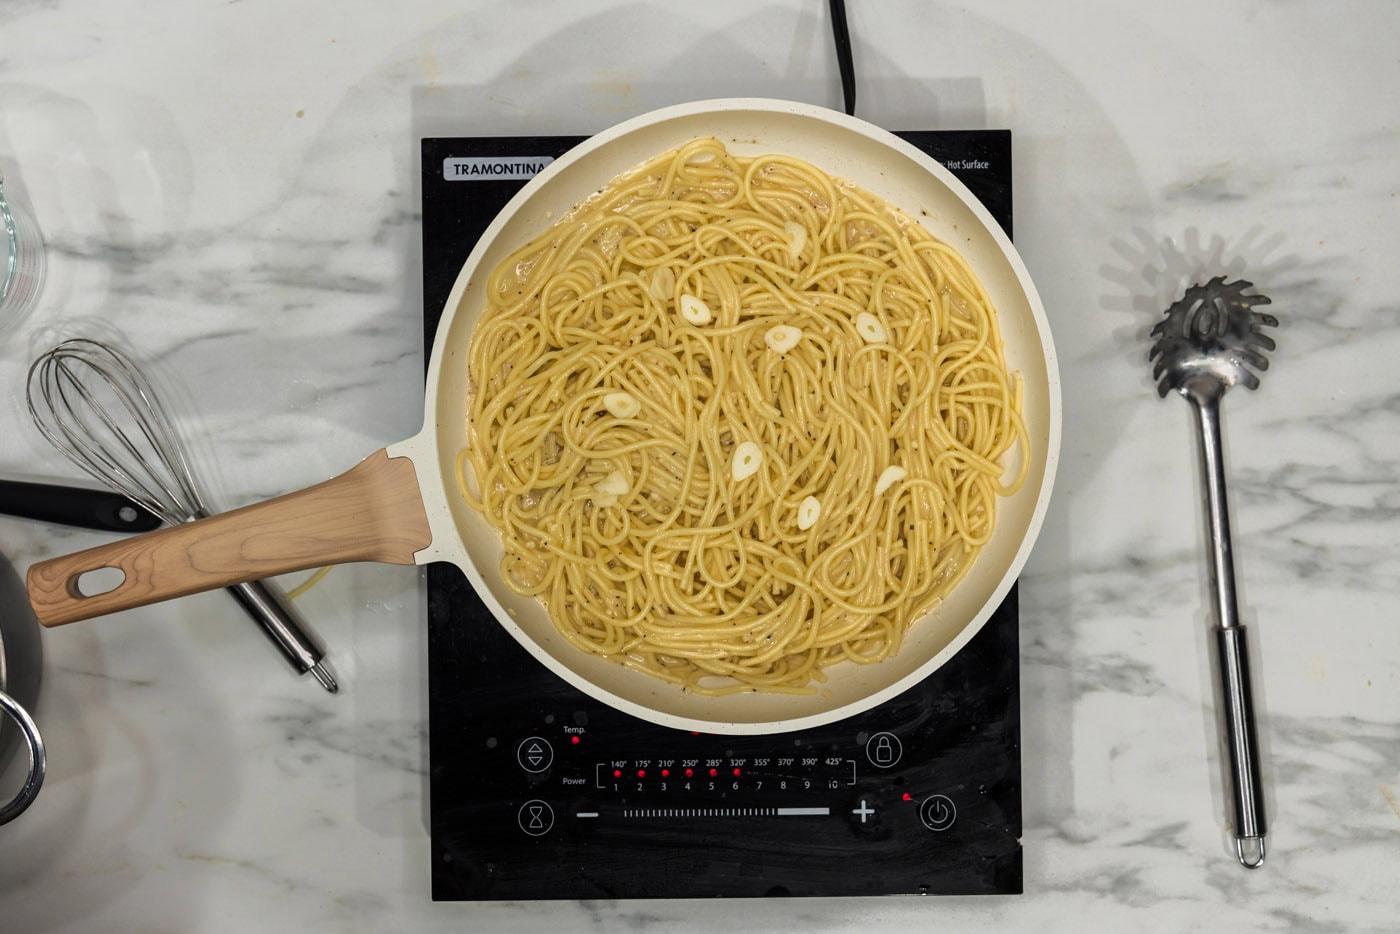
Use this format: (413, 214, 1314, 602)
(576, 811, 600, 818)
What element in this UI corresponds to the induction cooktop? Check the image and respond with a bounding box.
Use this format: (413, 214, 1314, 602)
(420, 129, 1021, 899)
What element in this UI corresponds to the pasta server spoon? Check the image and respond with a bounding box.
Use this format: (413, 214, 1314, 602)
(1149, 276, 1277, 869)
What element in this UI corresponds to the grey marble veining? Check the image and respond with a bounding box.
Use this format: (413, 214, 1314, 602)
(1, 1, 1398, 931)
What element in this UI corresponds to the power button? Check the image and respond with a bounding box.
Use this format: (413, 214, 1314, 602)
(919, 794, 957, 831)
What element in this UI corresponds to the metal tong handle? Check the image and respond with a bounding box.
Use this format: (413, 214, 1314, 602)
(1192, 392, 1267, 868)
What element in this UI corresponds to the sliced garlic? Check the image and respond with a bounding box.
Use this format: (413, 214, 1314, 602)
(797, 495, 821, 530)
(731, 441, 762, 481)
(596, 470, 629, 496)
(855, 312, 887, 343)
(602, 391, 641, 418)
(649, 266, 675, 301)
(783, 220, 807, 260)
(592, 493, 618, 508)
(874, 465, 907, 496)
(679, 293, 713, 326)
(764, 325, 803, 354)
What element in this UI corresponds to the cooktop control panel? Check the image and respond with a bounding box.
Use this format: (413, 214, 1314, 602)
(428, 565, 1021, 899)
(505, 724, 958, 836)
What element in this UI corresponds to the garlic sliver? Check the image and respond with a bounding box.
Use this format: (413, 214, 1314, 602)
(874, 465, 907, 496)
(731, 441, 762, 481)
(649, 266, 675, 301)
(764, 325, 802, 354)
(797, 495, 821, 530)
(602, 391, 641, 418)
(856, 312, 887, 343)
(783, 220, 807, 260)
(596, 470, 629, 496)
(680, 293, 712, 325)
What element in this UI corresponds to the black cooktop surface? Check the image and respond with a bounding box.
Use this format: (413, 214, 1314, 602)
(420, 129, 1021, 900)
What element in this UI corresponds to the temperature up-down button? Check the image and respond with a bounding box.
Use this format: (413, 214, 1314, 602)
(517, 737, 554, 774)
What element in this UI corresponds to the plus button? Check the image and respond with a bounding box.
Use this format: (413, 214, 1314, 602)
(851, 799, 876, 824)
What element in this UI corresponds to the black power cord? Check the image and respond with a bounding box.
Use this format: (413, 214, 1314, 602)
(828, 0, 857, 115)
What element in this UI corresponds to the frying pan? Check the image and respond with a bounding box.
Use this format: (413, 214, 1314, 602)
(26, 99, 1061, 734)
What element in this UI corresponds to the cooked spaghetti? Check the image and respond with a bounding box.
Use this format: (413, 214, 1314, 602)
(459, 138, 1026, 694)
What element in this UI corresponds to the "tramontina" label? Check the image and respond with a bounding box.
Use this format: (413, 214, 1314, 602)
(443, 156, 555, 181)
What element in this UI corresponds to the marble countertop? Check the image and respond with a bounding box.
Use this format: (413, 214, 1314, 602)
(2, 1, 1397, 930)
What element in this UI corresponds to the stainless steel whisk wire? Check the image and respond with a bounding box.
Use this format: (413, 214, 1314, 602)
(30, 341, 210, 526)
(26, 338, 338, 692)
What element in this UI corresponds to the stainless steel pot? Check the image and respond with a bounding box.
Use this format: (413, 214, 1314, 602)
(0, 553, 44, 824)
(0, 481, 159, 823)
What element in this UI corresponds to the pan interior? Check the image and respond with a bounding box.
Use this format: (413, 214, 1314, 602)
(423, 101, 1057, 733)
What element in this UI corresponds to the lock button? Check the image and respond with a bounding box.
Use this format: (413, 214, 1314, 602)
(864, 731, 902, 768)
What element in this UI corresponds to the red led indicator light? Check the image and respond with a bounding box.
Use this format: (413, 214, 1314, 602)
(732, 767, 742, 777)
(570, 736, 580, 745)
(637, 769, 647, 778)
(685, 768, 694, 778)
(902, 793, 913, 802)
(708, 768, 718, 778)
(613, 769, 622, 778)
(661, 769, 670, 778)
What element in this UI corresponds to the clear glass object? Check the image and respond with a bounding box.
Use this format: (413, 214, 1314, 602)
(1, 170, 46, 323)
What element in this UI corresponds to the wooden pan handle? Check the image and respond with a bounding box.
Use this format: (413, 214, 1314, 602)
(26, 448, 433, 627)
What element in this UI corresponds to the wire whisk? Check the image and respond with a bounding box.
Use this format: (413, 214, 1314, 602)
(26, 338, 338, 692)
(28, 339, 212, 526)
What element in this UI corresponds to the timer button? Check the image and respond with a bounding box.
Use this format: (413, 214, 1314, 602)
(517, 799, 555, 836)
(918, 794, 956, 831)
(517, 736, 554, 774)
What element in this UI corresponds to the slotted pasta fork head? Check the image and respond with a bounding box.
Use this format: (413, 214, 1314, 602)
(1149, 276, 1277, 400)
(1149, 276, 1277, 869)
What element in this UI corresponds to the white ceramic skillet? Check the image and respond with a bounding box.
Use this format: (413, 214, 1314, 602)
(27, 99, 1061, 734)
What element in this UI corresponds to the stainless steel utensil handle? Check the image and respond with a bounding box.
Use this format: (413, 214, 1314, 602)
(1193, 393, 1267, 868)
(224, 579, 337, 693)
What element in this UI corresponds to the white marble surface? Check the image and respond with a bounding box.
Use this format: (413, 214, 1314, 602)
(1, 1, 1397, 930)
